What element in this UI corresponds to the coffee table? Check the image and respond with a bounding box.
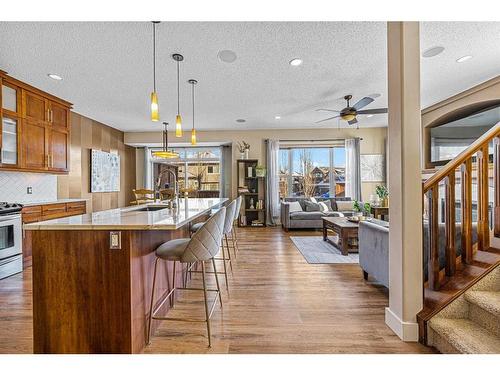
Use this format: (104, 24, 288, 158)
(322, 217, 359, 256)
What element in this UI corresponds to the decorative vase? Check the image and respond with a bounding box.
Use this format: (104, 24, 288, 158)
(240, 151, 245, 159)
(382, 197, 389, 207)
(244, 149, 249, 159)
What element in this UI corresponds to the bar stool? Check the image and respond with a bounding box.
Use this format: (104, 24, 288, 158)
(190, 199, 238, 284)
(147, 207, 226, 347)
(230, 196, 242, 257)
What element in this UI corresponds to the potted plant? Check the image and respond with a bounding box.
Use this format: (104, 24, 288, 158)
(375, 185, 389, 207)
(255, 165, 266, 177)
(363, 202, 372, 217)
(353, 200, 362, 216)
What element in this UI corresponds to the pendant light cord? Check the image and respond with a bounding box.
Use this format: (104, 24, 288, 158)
(192, 82, 195, 130)
(177, 60, 180, 114)
(153, 22, 156, 92)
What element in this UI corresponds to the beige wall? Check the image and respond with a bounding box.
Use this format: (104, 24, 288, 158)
(58, 112, 136, 213)
(126, 126, 387, 200)
(421, 75, 500, 169)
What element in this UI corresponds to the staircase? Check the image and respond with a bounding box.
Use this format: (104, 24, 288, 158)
(418, 121, 500, 353)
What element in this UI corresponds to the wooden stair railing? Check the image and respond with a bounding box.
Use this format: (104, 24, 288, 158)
(422, 121, 500, 291)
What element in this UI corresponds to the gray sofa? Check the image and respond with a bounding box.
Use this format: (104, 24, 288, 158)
(359, 219, 390, 288)
(280, 197, 354, 231)
(359, 219, 479, 288)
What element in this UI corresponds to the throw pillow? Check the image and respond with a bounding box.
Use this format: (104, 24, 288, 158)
(336, 200, 354, 212)
(288, 201, 303, 213)
(318, 201, 333, 212)
(304, 201, 321, 212)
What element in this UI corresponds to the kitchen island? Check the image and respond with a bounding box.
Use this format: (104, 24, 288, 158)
(24, 198, 227, 354)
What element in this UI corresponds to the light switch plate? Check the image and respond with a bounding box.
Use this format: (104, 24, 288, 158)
(109, 231, 121, 249)
(27, 187, 32, 194)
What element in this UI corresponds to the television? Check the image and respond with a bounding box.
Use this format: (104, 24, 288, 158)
(430, 104, 500, 165)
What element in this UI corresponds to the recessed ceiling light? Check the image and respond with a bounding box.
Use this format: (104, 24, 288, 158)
(275, 115, 281, 120)
(218, 50, 237, 63)
(236, 119, 246, 123)
(47, 73, 62, 81)
(422, 46, 445, 58)
(289, 58, 303, 66)
(366, 114, 374, 118)
(456, 55, 473, 63)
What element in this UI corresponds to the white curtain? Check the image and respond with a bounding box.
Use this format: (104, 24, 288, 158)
(345, 138, 361, 201)
(266, 139, 280, 226)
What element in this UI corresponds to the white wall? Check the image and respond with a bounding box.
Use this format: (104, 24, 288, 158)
(0, 171, 57, 204)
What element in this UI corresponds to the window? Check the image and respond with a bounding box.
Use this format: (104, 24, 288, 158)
(151, 147, 221, 197)
(279, 146, 346, 198)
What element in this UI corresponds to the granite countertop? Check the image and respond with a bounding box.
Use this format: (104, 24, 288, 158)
(20, 198, 88, 207)
(23, 198, 227, 231)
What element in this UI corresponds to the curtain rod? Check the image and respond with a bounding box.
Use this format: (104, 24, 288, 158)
(266, 138, 362, 142)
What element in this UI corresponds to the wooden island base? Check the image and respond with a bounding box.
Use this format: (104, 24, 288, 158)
(31, 220, 206, 353)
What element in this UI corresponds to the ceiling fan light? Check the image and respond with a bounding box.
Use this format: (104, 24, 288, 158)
(151, 92, 159, 121)
(342, 113, 356, 122)
(175, 115, 183, 137)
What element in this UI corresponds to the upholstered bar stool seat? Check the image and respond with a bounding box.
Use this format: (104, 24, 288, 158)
(190, 222, 204, 233)
(155, 238, 191, 260)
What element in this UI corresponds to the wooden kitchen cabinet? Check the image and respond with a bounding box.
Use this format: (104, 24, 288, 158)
(48, 127, 69, 171)
(0, 70, 72, 174)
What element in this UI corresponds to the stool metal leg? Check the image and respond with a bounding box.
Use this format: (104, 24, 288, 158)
(225, 234, 233, 272)
(220, 240, 229, 290)
(230, 231, 238, 258)
(147, 257, 160, 345)
(201, 261, 212, 347)
(211, 257, 223, 307)
(170, 261, 176, 308)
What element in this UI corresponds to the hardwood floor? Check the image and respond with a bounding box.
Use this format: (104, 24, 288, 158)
(0, 227, 434, 354)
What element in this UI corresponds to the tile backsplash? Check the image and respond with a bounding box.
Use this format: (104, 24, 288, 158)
(0, 171, 57, 204)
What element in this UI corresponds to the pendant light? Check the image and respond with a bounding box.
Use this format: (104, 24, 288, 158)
(150, 21, 160, 121)
(152, 122, 179, 158)
(172, 53, 184, 137)
(188, 79, 198, 145)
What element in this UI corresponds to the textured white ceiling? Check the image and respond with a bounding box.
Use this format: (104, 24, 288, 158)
(0, 22, 498, 132)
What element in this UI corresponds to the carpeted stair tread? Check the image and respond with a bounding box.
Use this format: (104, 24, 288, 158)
(429, 317, 500, 353)
(464, 291, 500, 317)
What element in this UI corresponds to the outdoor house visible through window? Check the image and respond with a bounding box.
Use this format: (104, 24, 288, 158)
(279, 142, 346, 198)
(151, 147, 222, 197)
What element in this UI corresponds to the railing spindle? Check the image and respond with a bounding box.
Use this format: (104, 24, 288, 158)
(445, 172, 456, 276)
(494, 136, 500, 238)
(461, 159, 473, 264)
(428, 186, 440, 290)
(477, 145, 490, 250)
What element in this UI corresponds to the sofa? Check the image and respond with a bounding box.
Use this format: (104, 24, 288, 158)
(358, 219, 479, 288)
(280, 197, 355, 231)
(359, 219, 390, 288)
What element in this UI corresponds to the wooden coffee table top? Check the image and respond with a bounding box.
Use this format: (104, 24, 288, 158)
(322, 216, 359, 228)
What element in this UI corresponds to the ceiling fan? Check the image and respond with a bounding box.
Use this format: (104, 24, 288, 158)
(315, 94, 388, 125)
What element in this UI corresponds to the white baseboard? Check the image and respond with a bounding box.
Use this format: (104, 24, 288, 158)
(385, 307, 419, 342)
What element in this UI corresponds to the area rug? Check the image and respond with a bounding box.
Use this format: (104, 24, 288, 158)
(290, 236, 359, 264)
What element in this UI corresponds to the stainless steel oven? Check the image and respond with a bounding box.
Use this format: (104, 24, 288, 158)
(0, 213, 22, 279)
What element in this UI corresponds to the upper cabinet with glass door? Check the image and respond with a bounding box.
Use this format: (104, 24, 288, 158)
(1, 80, 21, 168)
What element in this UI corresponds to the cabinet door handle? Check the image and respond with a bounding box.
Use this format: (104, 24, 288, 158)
(50, 110, 53, 123)
(45, 154, 48, 167)
(47, 108, 50, 122)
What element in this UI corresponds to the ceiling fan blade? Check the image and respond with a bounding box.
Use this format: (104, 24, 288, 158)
(348, 118, 358, 126)
(352, 96, 374, 110)
(315, 108, 340, 113)
(315, 115, 340, 124)
(357, 108, 388, 115)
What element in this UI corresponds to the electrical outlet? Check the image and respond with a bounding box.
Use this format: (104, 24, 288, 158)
(27, 187, 33, 194)
(109, 231, 121, 250)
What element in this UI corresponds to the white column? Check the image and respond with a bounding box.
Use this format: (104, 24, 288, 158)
(385, 21, 423, 342)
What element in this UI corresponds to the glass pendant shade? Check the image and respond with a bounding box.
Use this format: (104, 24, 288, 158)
(191, 129, 197, 145)
(175, 115, 183, 137)
(150, 92, 159, 121)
